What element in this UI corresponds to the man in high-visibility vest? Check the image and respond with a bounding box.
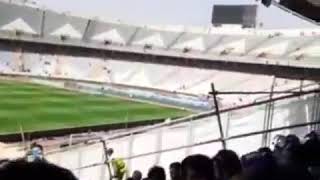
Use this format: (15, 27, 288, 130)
(106, 148, 128, 180)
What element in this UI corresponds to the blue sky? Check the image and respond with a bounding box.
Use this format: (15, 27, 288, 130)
(34, 0, 317, 28)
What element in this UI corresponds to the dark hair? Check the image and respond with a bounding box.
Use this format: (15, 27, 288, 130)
(182, 154, 214, 180)
(0, 159, 77, 180)
(170, 162, 181, 170)
(107, 148, 114, 155)
(258, 147, 272, 155)
(31, 143, 44, 151)
(286, 135, 301, 146)
(132, 170, 142, 180)
(148, 166, 166, 180)
(215, 150, 242, 178)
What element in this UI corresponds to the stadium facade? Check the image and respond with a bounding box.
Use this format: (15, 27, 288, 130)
(0, 1, 320, 180)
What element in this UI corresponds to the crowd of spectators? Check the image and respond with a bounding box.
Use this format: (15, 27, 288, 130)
(1, 131, 320, 180)
(127, 131, 320, 180)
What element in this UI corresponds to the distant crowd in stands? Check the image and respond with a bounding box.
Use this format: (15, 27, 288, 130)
(1, 131, 320, 180)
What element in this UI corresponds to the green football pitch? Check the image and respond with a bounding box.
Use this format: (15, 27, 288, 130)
(0, 80, 190, 135)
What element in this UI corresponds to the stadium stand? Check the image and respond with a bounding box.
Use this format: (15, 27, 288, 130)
(0, 1, 320, 180)
(0, 0, 319, 110)
(0, 52, 317, 108)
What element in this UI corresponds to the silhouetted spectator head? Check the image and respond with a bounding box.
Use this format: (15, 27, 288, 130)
(305, 131, 319, 141)
(258, 147, 275, 165)
(148, 166, 166, 180)
(106, 148, 114, 156)
(0, 159, 77, 180)
(132, 170, 143, 180)
(30, 143, 43, 151)
(304, 131, 320, 166)
(215, 150, 242, 179)
(258, 147, 274, 159)
(273, 135, 286, 150)
(169, 162, 182, 180)
(26, 143, 45, 162)
(285, 135, 301, 149)
(182, 154, 214, 180)
(281, 135, 304, 165)
(241, 150, 278, 180)
(258, 147, 272, 154)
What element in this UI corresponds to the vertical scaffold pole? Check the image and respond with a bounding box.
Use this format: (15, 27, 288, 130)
(101, 140, 113, 180)
(262, 77, 276, 147)
(211, 83, 226, 149)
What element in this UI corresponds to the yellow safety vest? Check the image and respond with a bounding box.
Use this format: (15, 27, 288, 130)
(111, 158, 127, 180)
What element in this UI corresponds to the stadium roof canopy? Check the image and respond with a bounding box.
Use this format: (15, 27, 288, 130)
(0, 1, 319, 65)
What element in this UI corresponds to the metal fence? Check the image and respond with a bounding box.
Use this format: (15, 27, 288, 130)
(45, 90, 320, 180)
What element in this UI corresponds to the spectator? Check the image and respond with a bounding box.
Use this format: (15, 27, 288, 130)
(241, 148, 278, 180)
(132, 170, 142, 180)
(258, 147, 272, 154)
(303, 131, 320, 166)
(303, 131, 320, 179)
(282, 134, 303, 165)
(25, 142, 45, 163)
(169, 162, 182, 180)
(277, 135, 313, 180)
(273, 135, 286, 152)
(0, 159, 77, 180)
(148, 166, 166, 180)
(182, 154, 214, 180)
(272, 135, 287, 165)
(214, 150, 244, 180)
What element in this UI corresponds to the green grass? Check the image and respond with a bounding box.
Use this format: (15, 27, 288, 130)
(0, 80, 190, 135)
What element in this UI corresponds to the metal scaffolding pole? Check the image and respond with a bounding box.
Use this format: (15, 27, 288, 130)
(185, 119, 194, 156)
(267, 77, 276, 146)
(262, 77, 276, 147)
(155, 128, 163, 165)
(101, 140, 113, 180)
(211, 83, 226, 149)
(216, 90, 309, 95)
